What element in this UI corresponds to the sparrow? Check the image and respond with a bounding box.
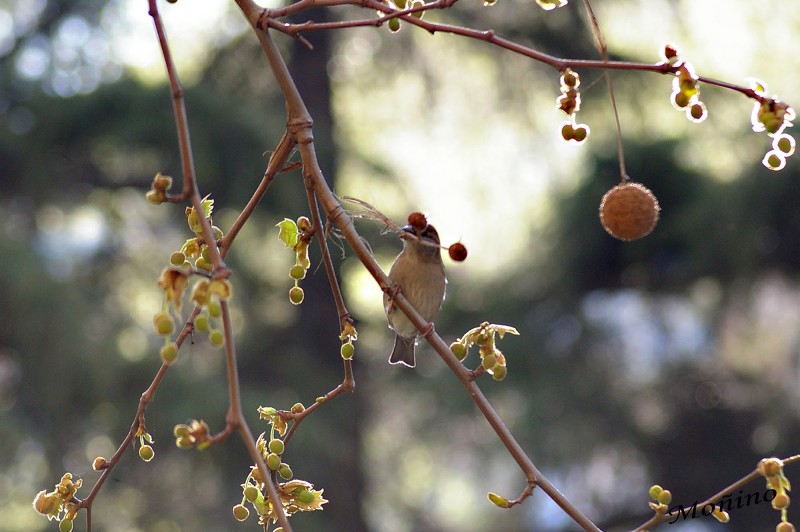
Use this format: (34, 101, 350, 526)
(384, 223, 447, 367)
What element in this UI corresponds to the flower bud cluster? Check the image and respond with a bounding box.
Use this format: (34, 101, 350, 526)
(647, 484, 678, 516)
(661, 44, 708, 124)
(556, 69, 590, 144)
(145, 172, 173, 205)
(136, 428, 155, 462)
(173, 196, 224, 272)
(758, 458, 794, 530)
(173, 419, 212, 450)
(382, 0, 424, 32)
(191, 277, 232, 349)
(32, 473, 82, 529)
(450, 321, 519, 381)
(748, 80, 797, 171)
(277, 216, 313, 306)
(340, 321, 358, 361)
(233, 408, 327, 525)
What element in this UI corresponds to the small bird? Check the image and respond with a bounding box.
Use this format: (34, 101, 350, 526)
(384, 223, 447, 367)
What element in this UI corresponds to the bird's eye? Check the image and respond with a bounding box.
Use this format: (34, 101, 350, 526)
(421, 225, 439, 243)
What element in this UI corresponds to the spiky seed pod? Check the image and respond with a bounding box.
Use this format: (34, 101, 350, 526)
(599, 182, 660, 241)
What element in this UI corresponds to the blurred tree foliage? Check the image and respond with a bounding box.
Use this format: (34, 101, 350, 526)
(2, 1, 799, 531)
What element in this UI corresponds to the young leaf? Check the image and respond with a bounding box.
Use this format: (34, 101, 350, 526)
(277, 219, 299, 248)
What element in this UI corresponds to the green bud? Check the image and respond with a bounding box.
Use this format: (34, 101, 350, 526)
(195, 256, 212, 271)
(232, 504, 250, 521)
(289, 286, 305, 305)
(290, 403, 305, 414)
(160, 342, 179, 365)
(491, 365, 507, 381)
(268, 439, 285, 455)
(341, 341, 355, 360)
(278, 464, 293, 480)
(207, 300, 222, 318)
(267, 453, 281, 470)
(176, 436, 194, 449)
(648, 485, 663, 499)
(153, 312, 175, 336)
(170, 251, 186, 266)
(450, 342, 468, 361)
(208, 329, 224, 348)
(482, 353, 497, 370)
(244, 485, 260, 503)
(194, 314, 209, 333)
(387, 17, 401, 32)
(201, 245, 212, 263)
(290, 264, 306, 280)
(657, 489, 672, 505)
(139, 444, 155, 462)
(59, 518, 74, 532)
(488, 492, 510, 508)
(296, 489, 315, 504)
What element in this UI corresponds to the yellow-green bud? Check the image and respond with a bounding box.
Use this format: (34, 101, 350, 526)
(488, 492, 510, 508)
(160, 342, 179, 365)
(267, 453, 281, 470)
(278, 464, 293, 480)
(290, 264, 306, 280)
(450, 342, 468, 361)
(268, 439, 285, 455)
(208, 329, 224, 348)
(194, 314, 209, 333)
(243, 485, 260, 503)
(232, 504, 250, 521)
(648, 485, 663, 499)
(296, 489, 315, 504)
(492, 365, 507, 381)
(139, 444, 155, 462)
(153, 312, 175, 336)
(289, 286, 304, 305)
(341, 341, 355, 360)
(207, 300, 222, 318)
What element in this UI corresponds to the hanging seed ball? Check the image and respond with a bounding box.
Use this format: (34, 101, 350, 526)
(448, 242, 468, 262)
(407, 212, 428, 231)
(599, 182, 660, 241)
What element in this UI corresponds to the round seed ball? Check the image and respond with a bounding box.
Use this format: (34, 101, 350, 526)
(599, 182, 660, 241)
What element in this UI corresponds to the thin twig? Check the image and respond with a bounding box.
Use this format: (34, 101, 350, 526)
(581, 0, 629, 183)
(235, 0, 602, 528)
(148, 0, 228, 278)
(263, 0, 770, 104)
(635, 454, 800, 530)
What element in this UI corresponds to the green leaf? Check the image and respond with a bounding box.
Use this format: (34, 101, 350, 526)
(277, 219, 299, 248)
(201, 195, 214, 218)
(493, 325, 520, 339)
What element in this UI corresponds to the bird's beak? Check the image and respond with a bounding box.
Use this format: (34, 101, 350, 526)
(400, 225, 415, 239)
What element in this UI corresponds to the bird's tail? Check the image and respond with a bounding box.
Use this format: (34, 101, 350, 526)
(389, 335, 416, 367)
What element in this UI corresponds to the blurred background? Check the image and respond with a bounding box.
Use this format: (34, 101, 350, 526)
(2, 0, 800, 530)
